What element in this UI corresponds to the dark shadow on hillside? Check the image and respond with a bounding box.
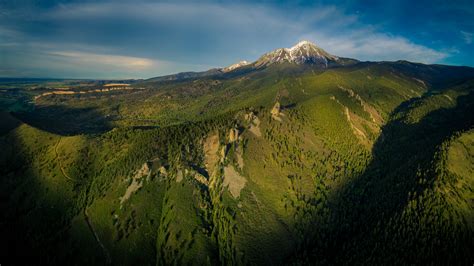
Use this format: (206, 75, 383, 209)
(13, 105, 114, 135)
(130, 125, 160, 130)
(0, 128, 106, 264)
(306, 91, 474, 264)
(389, 61, 474, 90)
(0, 111, 22, 135)
(281, 103, 297, 110)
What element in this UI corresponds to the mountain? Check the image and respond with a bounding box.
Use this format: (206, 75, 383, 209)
(142, 61, 250, 83)
(143, 68, 224, 82)
(222, 60, 250, 72)
(254, 40, 358, 68)
(1, 41, 474, 265)
(143, 41, 356, 84)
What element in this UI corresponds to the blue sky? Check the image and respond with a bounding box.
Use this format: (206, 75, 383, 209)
(1, 0, 473, 79)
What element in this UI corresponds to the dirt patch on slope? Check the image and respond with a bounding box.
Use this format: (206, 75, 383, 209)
(338, 85, 384, 125)
(344, 107, 367, 139)
(120, 163, 150, 207)
(223, 165, 247, 198)
(331, 95, 372, 147)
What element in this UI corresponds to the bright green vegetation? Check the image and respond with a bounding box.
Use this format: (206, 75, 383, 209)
(0, 61, 473, 265)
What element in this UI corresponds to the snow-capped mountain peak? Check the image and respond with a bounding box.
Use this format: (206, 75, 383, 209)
(254, 40, 340, 68)
(222, 60, 250, 72)
(288, 40, 315, 52)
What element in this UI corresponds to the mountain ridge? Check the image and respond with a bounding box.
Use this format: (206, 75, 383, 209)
(1, 39, 474, 265)
(143, 41, 361, 82)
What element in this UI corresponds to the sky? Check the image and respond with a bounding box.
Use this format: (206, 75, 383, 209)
(0, 0, 473, 79)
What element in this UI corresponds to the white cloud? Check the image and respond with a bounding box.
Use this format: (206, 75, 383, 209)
(0, 1, 455, 77)
(302, 30, 448, 63)
(48, 51, 155, 70)
(0, 44, 214, 78)
(0, 25, 21, 38)
(41, 1, 448, 64)
(461, 31, 473, 44)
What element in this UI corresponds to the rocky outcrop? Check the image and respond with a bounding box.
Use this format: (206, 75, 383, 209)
(229, 127, 240, 142)
(119, 162, 151, 207)
(271, 102, 282, 121)
(245, 112, 262, 137)
(203, 132, 220, 175)
(223, 165, 247, 198)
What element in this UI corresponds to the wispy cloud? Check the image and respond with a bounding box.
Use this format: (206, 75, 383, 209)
(303, 30, 449, 63)
(0, 0, 464, 78)
(48, 51, 155, 70)
(461, 31, 473, 44)
(36, 2, 449, 63)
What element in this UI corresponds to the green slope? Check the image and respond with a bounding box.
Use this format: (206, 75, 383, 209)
(1, 62, 473, 265)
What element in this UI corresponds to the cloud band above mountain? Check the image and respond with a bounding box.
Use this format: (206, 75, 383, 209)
(0, 0, 472, 78)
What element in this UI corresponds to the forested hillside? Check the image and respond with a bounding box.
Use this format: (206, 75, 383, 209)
(1, 56, 473, 264)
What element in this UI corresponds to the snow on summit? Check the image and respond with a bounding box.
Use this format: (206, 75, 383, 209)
(255, 40, 340, 68)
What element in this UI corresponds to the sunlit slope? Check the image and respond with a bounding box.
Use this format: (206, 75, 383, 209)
(25, 61, 442, 131)
(1, 62, 473, 264)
